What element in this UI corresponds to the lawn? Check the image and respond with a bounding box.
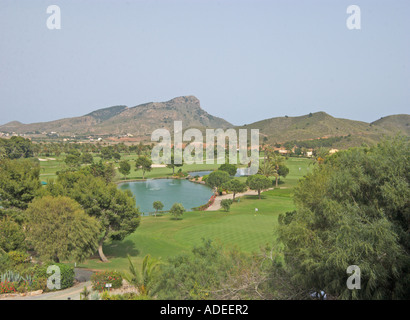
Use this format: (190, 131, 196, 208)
(75, 157, 311, 273)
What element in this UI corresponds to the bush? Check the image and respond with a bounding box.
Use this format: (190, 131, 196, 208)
(221, 199, 233, 212)
(0, 253, 11, 274)
(100, 292, 150, 300)
(7, 251, 29, 266)
(91, 271, 123, 292)
(35, 263, 75, 290)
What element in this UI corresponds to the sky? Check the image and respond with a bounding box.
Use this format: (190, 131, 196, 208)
(0, 0, 409, 126)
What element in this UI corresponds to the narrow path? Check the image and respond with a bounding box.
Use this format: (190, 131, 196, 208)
(1, 281, 92, 300)
(205, 188, 273, 211)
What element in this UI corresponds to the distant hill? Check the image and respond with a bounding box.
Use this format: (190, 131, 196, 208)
(0, 96, 232, 137)
(1, 98, 408, 148)
(235, 111, 408, 148)
(371, 114, 410, 136)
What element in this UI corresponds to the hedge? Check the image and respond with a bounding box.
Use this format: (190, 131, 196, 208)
(35, 263, 75, 290)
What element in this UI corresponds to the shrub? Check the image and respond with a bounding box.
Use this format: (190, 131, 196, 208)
(35, 263, 75, 290)
(7, 251, 29, 266)
(220, 199, 233, 212)
(91, 271, 123, 292)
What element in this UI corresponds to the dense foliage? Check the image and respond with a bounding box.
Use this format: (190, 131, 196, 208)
(25, 196, 100, 263)
(278, 136, 410, 299)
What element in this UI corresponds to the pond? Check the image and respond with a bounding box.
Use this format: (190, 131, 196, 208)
(118, 179, 213, 214)
(188, 167, 251, 178)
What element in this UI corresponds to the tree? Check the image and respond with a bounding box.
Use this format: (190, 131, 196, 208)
(221, 199, 233, 212)
(312, 147, 330, 165)
(258, 160, 276, 178)
(166, 154, 183, 175)
(82, 160, 116, 183)
(100, 147, 113, 160)
(223, 179, 247, 201)
(0, 158, 41, 210)
(113, 152, 121, 161)
(0, 217, 26, 253)
(277, 164, 289, 180)
(267, 152, 285, 187)
(206, 170, 230, 190)
(46, 172, 141, 262)
(118, 160, 131, 179)
(152, 201, 164, 217)
(65, 154, 81, 167)
(278, 136, 410, 299)
(170, 203, 185, 220)
(150, 239, 265, 300)
(135, 156, 152, 179)
(0, 136, 33, 159)
(81, 153, 94, 164)
(246, 175, 271, 199)
(25, 196, 100, 263)
(126, 254, 161, 296)
(218, 163, 237, 176)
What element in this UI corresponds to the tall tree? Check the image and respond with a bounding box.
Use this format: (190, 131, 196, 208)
(152, 201, 164, 217)
(206, 170, 230, 190)
(278, 136, 410, 299)
(223, 179, 247, 200)
(246, 174, 271, 199)
(46, 172, 141, 262)
(166, 154, 183, 175)
(170, 203, 185, 220)
(25, 196, 100, 263)
(218, 164, 237, 176)
(135, 156, 152, 179)
(118, 160, 131, 179)
(0, 158, 41, 210)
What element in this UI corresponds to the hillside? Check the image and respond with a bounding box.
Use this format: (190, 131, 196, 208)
(236, 111, 395, 147)
(0, 96, 232, 137)
(1, 98, 408, 148)
(371, 114, 410, 136)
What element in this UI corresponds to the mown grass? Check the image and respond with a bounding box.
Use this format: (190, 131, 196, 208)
(74, 157, 310, 273)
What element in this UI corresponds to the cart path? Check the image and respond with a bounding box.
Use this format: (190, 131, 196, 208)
(205, 188, 274, 211)
(1, 281, 92, 300)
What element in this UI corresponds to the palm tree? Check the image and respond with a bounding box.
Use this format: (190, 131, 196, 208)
(263, 150, 284, 187)
(126, 254, 161, 296)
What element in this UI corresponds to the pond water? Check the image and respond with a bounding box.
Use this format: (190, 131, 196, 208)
(118, 179, 213, 214)
(188, 167, 251, 178)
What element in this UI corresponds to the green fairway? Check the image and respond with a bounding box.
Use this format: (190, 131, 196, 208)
(76, 157, 310, 273)
(78, 188, 295, 272)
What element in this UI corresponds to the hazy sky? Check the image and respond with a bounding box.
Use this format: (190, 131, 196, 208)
(0, 0, 409, 126)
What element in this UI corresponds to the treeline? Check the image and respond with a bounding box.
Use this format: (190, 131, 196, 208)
(0, 136, 34, 159)
(282, 135, 348, 150)
(0, 155, 141, 290)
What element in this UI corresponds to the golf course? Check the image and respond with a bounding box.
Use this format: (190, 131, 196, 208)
(61, 157, 312, 272)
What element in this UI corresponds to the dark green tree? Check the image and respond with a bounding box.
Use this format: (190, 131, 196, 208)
(118, 160, 131, 179)
(218, 163, 237, 176)
(206, 170, 230, 190)
(246, 175, 271, 199)
(0, 159, 41, 210)
(26, 196, 100, 263)
(135, 156, 152, 179)
(223, 179, 247, 200)
(46, 172, 141, 262)
(278, 136, 410, 299)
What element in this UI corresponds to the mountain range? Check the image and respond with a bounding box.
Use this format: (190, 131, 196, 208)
(1, 95, 408, 148)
